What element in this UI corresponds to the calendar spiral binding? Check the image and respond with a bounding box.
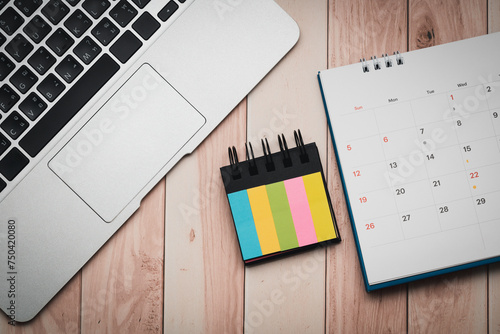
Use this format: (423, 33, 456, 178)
(360, 51, 404, 73)
(226, 129, 311, 181)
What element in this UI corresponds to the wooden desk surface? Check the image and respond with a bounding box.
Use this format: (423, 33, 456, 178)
(3, 0, 499, 333)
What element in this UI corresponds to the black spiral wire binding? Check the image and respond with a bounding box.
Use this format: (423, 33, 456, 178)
(371, 55, 381, 70)
(278, 133, 292, 167)
(394, 51, 404, 65)
(361, 52, 403, 72)
(228, 146, 241, 179)
(360, 57, 369, 73)
(294, 129, 309, 163)
(261, 137, 275, 171)
(383, 53, 392, 67)
(245, 142, 258, 175)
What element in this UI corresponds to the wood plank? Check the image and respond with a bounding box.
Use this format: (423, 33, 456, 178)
(488, 2, 500, 333)
(326, 1, 408, 333)
(490, 0, 500, 33)
(409, 0, 487, 50)
(491, 263, 500, 334)
(244, 0, 328, 332)
(407, 1, 488, 333)
(0, 274, 81, 333)
(164, 101, 246, 333)
(409, 269, 487, 333)
(81, 180, 165, 333)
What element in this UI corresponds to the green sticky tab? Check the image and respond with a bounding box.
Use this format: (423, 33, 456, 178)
(266, 181, 299, 250)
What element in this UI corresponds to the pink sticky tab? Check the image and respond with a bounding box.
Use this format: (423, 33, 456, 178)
(284, 176, 318, 246)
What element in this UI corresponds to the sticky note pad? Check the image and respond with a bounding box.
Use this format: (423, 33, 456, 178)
(221, 135, 340, 263)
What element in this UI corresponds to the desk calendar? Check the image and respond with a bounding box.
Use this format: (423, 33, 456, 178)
(318, 32, 500, 290)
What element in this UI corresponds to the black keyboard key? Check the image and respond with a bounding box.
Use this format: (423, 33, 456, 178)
(47, 29, 74, 56)
(0, 8, 25, 36)
(110, 31, 142, 64)
(92, 18, 119, 46)
(158, 1, 178, 22)
(37, 74, 65, 102)
(74, 36, 101, 64)
(46, 28, 74, 57)
(0, 132, 10, 156)
(6, 34, 34, 62)
(19, 92, 46, 120)
(1, 111, 28, 140)
(9, 65, 38, 94)
(110, 1, 138, 27)
(42, 0, 70, 25)
(56, 54, 83, 83)
(29, 47, 56, 75)
(131, 0, 150, 9)
(0, 32, 5, 46)
(0, 0, 7, 11)
(0, 53, 15, 81)
(132, 12, 160, 40)
(15, 0, 43, 17)
(24, 15, 52, 43)
(83, 0, 110, 19)
(0, 148, 29, 181)
(20, 54, 120, 157)
(66, 0, 81, 6)
(0, 178, 6, 192)
(64, 9, 92, 38)
(0, 85, 20, 113)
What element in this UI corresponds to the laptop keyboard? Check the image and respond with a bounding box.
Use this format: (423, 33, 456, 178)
(0, 0, 185, 192)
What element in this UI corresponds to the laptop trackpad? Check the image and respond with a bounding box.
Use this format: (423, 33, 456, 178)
(49, 64, 206, 222)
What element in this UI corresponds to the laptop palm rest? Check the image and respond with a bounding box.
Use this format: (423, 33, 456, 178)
(49, 64, 206, 222)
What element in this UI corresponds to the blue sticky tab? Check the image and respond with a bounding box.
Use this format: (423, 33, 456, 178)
(228, 190, 262, 260)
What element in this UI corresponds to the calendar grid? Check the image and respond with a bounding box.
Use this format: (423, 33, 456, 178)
(407, 99, 443, 234)
(319, 32, 500, 287)
(342, 80, 500, 249)
(370, 107, 407, 241)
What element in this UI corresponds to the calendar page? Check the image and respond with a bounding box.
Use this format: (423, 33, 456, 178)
(319, 32, 500, 288)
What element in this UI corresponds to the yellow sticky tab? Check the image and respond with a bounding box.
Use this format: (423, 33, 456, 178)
(247, 186, 281, 255)
(303, 172, 336, 242)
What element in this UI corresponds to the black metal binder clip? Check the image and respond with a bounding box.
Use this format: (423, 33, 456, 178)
(228, 146, 241, 179)
(246, 142, 258, 175)
(394, 51, 404, 65)
(294, 129, 309, 163)
(360, 58, 369, 73)
(278, 133, 292, 167)
(261, 138, 275, 172)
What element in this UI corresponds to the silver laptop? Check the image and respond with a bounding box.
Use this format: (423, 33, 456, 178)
(0, 0, 299, 322)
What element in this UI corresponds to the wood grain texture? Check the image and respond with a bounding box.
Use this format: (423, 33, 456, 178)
(491, 263, 500, 334)
(490, 0, 500, 33)
(328, 0, 407, 67)
(244, 0, 328, 332)
(409, 0, 487, 49)
(407, 1, 488, 333)
(489, 3, 500, 332)
(409, 269, 487, 333)
(81, 180, 165, 333)
(326, 1, 408, 333)
(164, 101, 246, 333)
